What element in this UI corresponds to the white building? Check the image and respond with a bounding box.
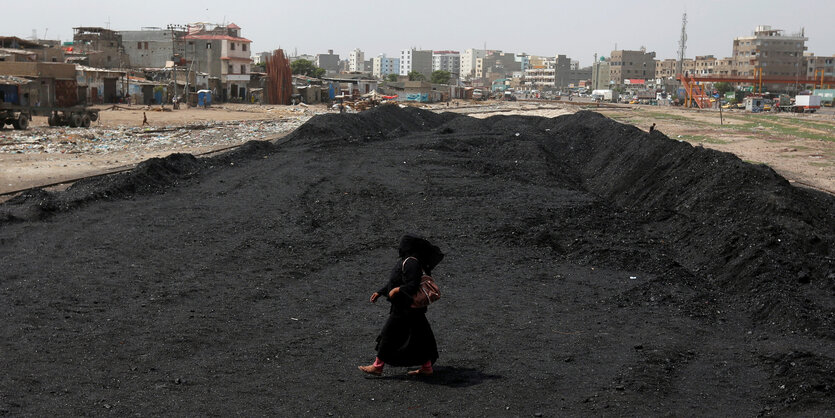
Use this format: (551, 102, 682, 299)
(432, 50, 460, 75)
(400, 48, 433, 78)
(349, 48, 365, 72)
(460, 48, 486, 80)
(372, 54, 400, 78)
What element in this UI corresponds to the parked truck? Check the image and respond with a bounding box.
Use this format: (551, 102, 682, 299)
(0, 62, 99, 130)
(591, 89, 618, 102)
(773, 94, 822, 113)
(794, 95, 821, 113)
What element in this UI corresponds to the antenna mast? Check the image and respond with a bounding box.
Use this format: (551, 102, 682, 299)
(677, 12, 687, 76)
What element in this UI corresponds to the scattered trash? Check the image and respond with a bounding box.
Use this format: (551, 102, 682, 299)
(0, 118, 309, 156)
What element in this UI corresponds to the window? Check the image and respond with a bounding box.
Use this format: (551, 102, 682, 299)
(144, 42, 149, 50)
(231, 43, 236, 51)
(138, 42, 142, 49)
(242, 43, 247, 52)
(228, 64, 234, 74)
(241, 64, 246, 74)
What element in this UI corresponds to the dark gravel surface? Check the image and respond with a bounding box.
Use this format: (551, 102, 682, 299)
(1, 106, 833, 416)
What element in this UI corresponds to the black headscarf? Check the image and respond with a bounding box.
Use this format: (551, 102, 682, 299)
(398, 234, 444, 274)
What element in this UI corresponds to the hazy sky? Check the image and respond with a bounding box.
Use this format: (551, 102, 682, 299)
(6, 0, 834, 66)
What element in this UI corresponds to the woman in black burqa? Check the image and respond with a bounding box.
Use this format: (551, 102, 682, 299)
(359, 234, 444, 376)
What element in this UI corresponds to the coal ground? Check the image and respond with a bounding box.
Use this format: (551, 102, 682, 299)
(1, 106, 833, 416)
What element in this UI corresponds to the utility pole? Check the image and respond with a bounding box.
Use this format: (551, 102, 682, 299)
(677, 12, 688, 78)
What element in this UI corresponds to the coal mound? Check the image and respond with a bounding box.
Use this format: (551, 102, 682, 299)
(1, 105, 833, 416)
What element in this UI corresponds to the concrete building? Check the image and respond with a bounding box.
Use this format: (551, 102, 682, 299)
(656, 58, 695, 78)
(0, 37, 64, 63)
(400, 49, 432, 78)
(591, 58, 610, 90)
(713, 57, 737, 77)
(183, 23, 251, 101)
(733, 25, 807, 78)
(570, 66, 592, 88)
(316, 50, 339, 74)
(372, 54, 399, 78)
(694, 55, 717, 76)
(253, 51, 272, 65)
(348, 48, 365, 72)
(432, 51, 460, 76)
(609, 48, 656, 87)
(806, 54, 835, 81)
(460, 48, 487, 80)
(120, 28, 186, 69)
(554, 54, 572, 88)
(289, 53, 315, 63)
(524, 64, 555, 88)
(475, 51, 521, 80)
(72, 27, 131, 68)
(516, 54, 530, 72)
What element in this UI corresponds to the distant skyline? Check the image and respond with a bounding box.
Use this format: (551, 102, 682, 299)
(5, 0, 835, 66)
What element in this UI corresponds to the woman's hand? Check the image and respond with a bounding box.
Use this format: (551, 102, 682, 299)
(370, 292, 380, 303)
(388, 287, 400, 299)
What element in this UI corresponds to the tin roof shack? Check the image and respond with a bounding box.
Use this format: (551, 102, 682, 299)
(383, 81, 433, 103)
(320, 75, 378, 98)
(76, 65, 126, 104)
(0, 37, 65, 63)
(0, 62, 79, 107)
(73, 27, 130, 69)
(0, 75, 34, 106)
(0, 48, 37, 62)
(291, 75, 324, 104)
(125, 76, 165, 105)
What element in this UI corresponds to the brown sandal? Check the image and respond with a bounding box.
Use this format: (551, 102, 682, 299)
(407, 368, 433, 376)
(358, 365, 382, 376)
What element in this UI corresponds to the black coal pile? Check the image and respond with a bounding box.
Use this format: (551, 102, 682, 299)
(1, 105, 832, 416)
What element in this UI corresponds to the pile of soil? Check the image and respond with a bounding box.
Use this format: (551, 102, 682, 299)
(1, 105, 832, 415)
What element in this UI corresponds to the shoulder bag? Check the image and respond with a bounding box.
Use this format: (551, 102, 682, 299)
(402, 257, 441, 308)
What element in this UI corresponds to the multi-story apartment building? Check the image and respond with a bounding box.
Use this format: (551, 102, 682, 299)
(475, 51, 520, 80)
(656, 58, 691, 78)
(608, 49, 656, 86)
(806, 53, 835, 80)
(316, 50, 339, 74)
(184, 23, 251, 101)
(348, 48, 365, 72)
(694, 55, 717, 76)
(432, 51, 460, 76)
(524, 65, 555, 88)
(733, 25, 807, 78)
(554, 54, 572, 88)
(460, 48, 488, 80)
(591, 58, 610, 90)
(400, 49, 433, 78)
(372, 54, 400, 78)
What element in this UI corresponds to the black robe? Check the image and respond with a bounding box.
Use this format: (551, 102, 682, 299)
(374, 257, 439, 367)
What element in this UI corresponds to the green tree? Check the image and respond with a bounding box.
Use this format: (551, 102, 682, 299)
(290, 59, 326, 78)
(430, 70, 451, 84)
(408, 71, 426, 81)
(386, 73, 398, 82)
(714, 82, 734, 95)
